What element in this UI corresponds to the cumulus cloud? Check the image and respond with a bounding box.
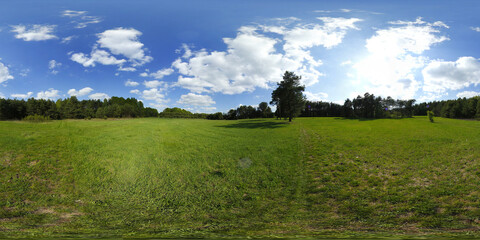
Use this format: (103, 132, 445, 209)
(177, 93, 215, 106)
(62, 10, 102, 28)
(0, 62, 14, 84)
(173, 17, 361, 95)
(139, 88, 169, 107)
(150, 68, 174, 79)
(304, 91, 328, 101)
(471, 27, 480, 32)
(70, 47, 126, 67)
(68, 87, 93, 96)
(142, 88, 165, 100)
(125, 80, 139, 87)
(36, 88, 60, 100)
(89, 92, 109, 100)
(423, 57, 480, 93)
(70, 28, 152, 70)
(118, 66, 136, 72)
(48, 60, 61, 74)
(11, 25, 57, 41)
(353, 17, 448, 99)
(139, 68, 173, 79)
(457, 91, 480, 99)
(144, 80, 167, 88)
(11, 92, 33, 99)
(97, 28, 152, 66)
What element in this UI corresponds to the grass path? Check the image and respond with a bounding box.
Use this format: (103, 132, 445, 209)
(1, 117, 480, 238)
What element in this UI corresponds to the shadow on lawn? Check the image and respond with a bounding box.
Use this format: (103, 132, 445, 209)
(334, 117, 377, 121)
(217, 120, 288, 129)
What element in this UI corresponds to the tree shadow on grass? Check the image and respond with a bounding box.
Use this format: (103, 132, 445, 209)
(217, 120, 288, 129)
(334, 117, 377, 121)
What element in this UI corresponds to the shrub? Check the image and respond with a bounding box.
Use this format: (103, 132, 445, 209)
(23, 114, 51, 122)
(427, 110, 434, 123)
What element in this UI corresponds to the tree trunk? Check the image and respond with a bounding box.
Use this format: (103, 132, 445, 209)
(289, 116, 292, 122)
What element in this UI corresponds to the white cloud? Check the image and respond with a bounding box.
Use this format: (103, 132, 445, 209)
(177, 93, 215, 106)
(142, 88, 165, 100)
(36, 88, 60, 100)
(71, 28, 152, 70)
(471, 27, 480, 32)
(173, 18, 361, 95)
(11, 92, 33, 99)
(62, 10, 102, 28)
(341, 60, 352, 66)
(118, 66, 136, 72)
(89, 92, 109, 100)
(150, 68, 174, 79)
(0, 62, 14, 84)
(423, 57, 480, 93)
(304, 91, 328, 101)
(130, 89, 140, 94)
(61, 36, 75, 44)
(140, 88, 169, 105)
(68, 87, 93, 96)
(97, 28, 152, 66)
(62, 10, 87, 17)
(144, 80, 167, 89)
(75, 15, 102, 29)
(19, 69, 30, 77)
(11, 25, 57, 41)
(48, 60, 62, 74)
(457, 91, 480, 99)
(353, 17, 448, 99)
(0, 92, 4, 99)
(139, 68, 173, 79)
(125, 80, 139, 87)
(70, 48, 126, 67)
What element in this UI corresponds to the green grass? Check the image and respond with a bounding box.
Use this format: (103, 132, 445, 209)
(1, 117, 480, 238)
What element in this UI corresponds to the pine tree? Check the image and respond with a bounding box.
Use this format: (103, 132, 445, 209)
(270, 71, 305, 122)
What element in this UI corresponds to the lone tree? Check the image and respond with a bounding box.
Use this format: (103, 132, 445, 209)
(270, 71, 306, 122)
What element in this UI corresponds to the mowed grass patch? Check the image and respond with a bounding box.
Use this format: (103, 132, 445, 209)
(1, 117, 480, 237)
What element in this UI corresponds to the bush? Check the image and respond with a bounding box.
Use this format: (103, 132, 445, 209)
(23, 114, 51, 122)
(427, 110, 434, 123)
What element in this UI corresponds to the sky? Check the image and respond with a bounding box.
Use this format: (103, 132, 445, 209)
(1, 0, 480, 113)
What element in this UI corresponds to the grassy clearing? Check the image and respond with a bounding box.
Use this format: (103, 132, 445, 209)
(1, 117, 480, 238)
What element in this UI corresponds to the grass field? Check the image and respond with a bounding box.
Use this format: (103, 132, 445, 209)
(1, 117, 480, 238)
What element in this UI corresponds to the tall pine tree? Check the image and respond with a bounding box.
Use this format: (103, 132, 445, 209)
(270, 71, 305, 122)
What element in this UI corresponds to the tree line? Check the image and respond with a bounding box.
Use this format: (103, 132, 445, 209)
(207, 102, 274, 120)
(299, 93, 416, 119)
(157, 102, 274, 120)
(413, 97, 480, 119)
(0, 96, 159, 120)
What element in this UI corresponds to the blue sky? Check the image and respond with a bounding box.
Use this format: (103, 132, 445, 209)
(1, 0, 480, 112)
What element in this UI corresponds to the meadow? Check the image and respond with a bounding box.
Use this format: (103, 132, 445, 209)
(1, 117, 480, 238)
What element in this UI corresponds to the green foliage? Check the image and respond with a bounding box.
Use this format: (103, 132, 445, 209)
(416, 96, 480, 119)
(22, 114, 51, 122)
(427, 110, 434, 122)
(271, 71, 306, 122)
(159, 107, 195, 118)
(0, 96, 155, 120)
